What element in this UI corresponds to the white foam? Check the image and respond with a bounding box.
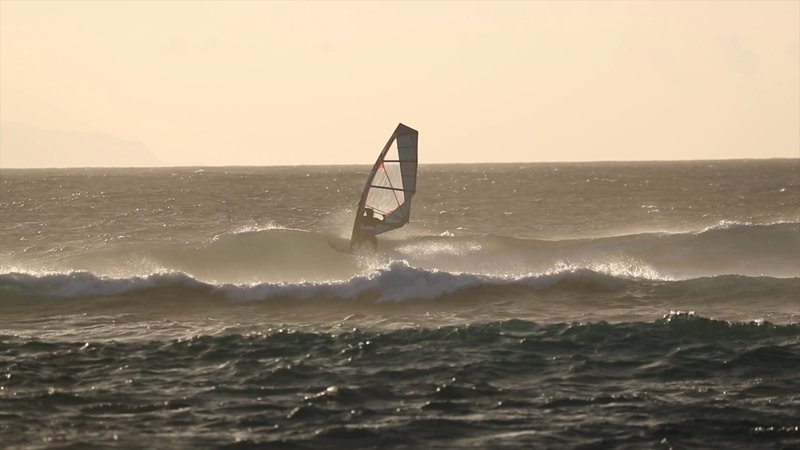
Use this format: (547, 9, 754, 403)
(1, 271, 208, 297)
(395, 240, 482, 258)
(698, 220, 755, 233)
(223, 261, 491, 302)
(0, 260, 675, 302)
(209, 222, 308, 243)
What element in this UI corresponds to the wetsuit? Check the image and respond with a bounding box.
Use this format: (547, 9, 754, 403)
(357, 215, 383, 250)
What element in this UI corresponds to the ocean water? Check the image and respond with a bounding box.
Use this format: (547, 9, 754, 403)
(1, 160, 799, 449)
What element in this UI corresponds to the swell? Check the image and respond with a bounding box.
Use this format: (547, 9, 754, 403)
(438, 220, 800, 279)
(1, 261, 797, 304)
(3, 313, 798, 351)
(2, 315, 798, 409)
(213, 220, 800, 271)
(4, 220, 796, 282)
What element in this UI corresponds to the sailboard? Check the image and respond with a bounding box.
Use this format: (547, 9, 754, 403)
(347, 123, 418, 250)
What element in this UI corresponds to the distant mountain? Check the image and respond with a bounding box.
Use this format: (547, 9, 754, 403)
(0, 123, 162, 168)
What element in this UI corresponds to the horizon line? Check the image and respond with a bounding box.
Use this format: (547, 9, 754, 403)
(1, 156, 798, 170)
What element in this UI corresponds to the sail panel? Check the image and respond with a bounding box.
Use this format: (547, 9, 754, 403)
(365, 162, 405, 217)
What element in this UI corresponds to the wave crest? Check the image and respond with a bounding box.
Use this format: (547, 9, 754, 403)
(0, 261, 654, 302)
(5, 260, 794, 304)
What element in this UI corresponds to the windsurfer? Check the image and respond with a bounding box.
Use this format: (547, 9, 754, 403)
(354, 208, 383, 250)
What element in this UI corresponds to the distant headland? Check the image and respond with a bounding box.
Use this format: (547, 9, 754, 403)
(0, 123, 161, 168)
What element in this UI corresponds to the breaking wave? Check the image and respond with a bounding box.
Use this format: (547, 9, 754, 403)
(1, 261, 797, 304)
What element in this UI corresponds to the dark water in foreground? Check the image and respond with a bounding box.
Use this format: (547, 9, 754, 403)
(2, 315, 799, 449)
(1, 160, 799, 448)
(0, 314, 800, 448)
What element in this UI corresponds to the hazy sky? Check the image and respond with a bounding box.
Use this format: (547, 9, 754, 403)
(1, 0, 798, 167)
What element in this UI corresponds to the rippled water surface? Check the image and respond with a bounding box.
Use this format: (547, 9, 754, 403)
(1, 160, 799, 449)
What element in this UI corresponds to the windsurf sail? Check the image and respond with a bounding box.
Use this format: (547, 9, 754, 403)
(350, 123, 418, 247)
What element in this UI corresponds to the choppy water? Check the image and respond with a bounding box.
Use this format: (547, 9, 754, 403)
(1, 160, 799, 449)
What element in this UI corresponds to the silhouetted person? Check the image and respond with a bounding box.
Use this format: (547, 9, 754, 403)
(354, 208, 383, 250)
